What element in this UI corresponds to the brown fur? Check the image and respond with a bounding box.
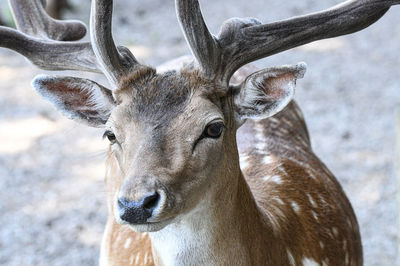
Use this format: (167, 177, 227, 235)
(100, 64, 362, 266)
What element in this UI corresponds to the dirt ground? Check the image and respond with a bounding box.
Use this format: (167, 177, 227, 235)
(0, 0, 399, 265)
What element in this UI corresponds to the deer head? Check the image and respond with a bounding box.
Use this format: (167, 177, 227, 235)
(2, 0, 399, 234)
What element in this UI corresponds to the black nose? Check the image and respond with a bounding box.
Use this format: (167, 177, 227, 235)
(117, 192, 160, 224)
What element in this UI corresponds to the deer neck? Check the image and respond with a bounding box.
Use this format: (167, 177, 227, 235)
(149, 164, 273, 265)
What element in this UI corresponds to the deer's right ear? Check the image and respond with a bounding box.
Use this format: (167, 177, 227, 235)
(233, 63, 306, 125)
(32, 75, 116, 127)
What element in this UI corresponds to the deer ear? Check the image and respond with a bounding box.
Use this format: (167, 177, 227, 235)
(32, 75, 116, 127)
(233, 63, 306, 123)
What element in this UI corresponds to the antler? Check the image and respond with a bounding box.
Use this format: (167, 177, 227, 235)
(176, 0, 400, 85)
(1, 0, 146, 89)
(2, 0, 100, 72)
(90, 0, 143, 88)
(176, 0, 219, 79)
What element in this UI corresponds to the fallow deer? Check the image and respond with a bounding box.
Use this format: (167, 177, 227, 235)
(1, 0, 399, 265)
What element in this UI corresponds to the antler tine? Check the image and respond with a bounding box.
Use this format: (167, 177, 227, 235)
(9, 0, 86, 41)
(90, 0, 140, 89)
(2, 0, 101, 73)
(176, 0, 400, 85)
(217, 0, 400, 83)
(175, 0, 219, 79)
(0, 27, 98, 72)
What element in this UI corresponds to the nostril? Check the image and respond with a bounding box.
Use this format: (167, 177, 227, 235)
(117, 197, 130, 209)
(142, 192, 160, 211)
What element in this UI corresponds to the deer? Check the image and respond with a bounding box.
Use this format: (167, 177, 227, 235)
(1, 0, 399, 265)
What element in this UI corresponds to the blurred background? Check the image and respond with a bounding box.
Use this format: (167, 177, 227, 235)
(0, 0, 399, 265)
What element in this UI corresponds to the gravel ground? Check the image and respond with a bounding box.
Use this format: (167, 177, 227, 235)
(0, 0, 399, 265)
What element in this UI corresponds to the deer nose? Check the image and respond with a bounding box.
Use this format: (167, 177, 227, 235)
(117, 192, 160, 224)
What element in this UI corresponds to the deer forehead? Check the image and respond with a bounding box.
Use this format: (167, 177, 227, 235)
(116, 71, 192, 121)
(111, 70, 226, 132)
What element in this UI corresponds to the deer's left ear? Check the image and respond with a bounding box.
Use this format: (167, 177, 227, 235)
(233, 63, 306, 124)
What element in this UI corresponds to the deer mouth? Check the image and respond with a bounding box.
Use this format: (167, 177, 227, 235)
(127, 217, 175, 233)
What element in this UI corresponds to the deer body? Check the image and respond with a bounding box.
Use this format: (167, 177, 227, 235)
(97, 65, 362, 266)
(100, 104, 362, 266)
(2, 0, 399, 265)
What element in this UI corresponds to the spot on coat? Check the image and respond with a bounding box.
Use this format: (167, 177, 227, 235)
(124, 238, 132, 249)
(307, 193, 317, 208)
(302, 257, 319, 266)
(278, 165, 287, 176)
(270, 175, 283, 185)
(256, 142, 267, 151)
(287, 249, 295, 266)
(311, 210, 319, 221)
(345, 252, 350, 265)
(332, 227, 339, 237)
(263, 175, 271, 182)
(263, 155, 274, 164)
(290, 201, 300, 213)
(274, 197, 285, 205)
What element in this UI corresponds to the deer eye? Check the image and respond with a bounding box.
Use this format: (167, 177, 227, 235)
(103, 130, 116, 143)
(203, 122, 225, 139)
